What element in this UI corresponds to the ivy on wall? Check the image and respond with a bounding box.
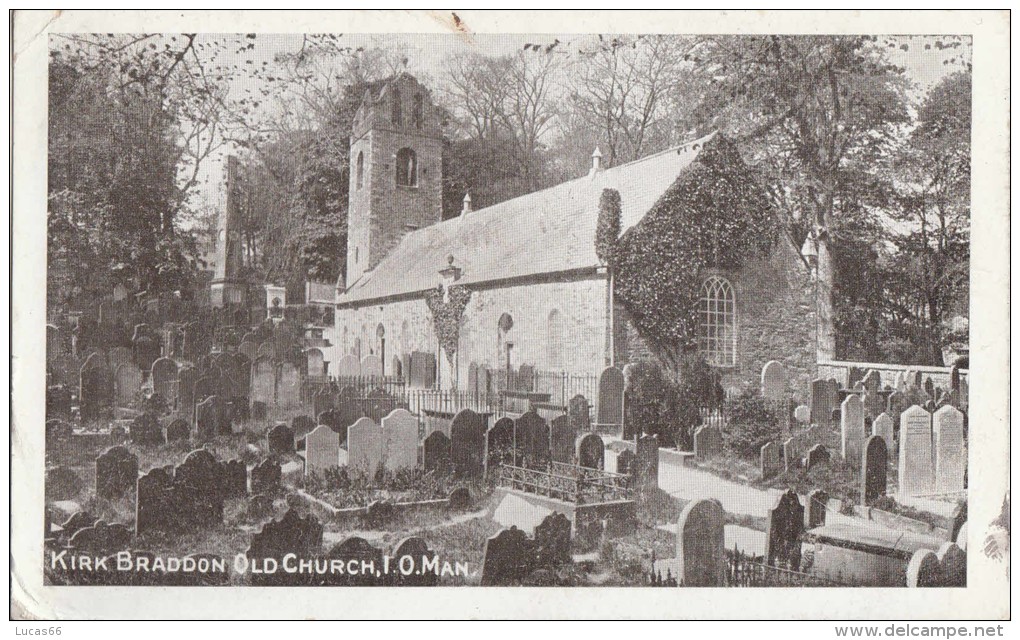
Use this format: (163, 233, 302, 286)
(596, 188, 622, 265)
(424, 284, 472, 361)
(609, 135, 778, 373)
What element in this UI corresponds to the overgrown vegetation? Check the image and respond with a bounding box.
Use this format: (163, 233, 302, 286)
(722, 390, 784, 459)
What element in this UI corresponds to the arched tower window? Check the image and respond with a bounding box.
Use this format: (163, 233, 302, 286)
(698, 276, 736, 367)
(547, 309, 564, 370)
(355, 151, 364, 190)
(391, 86, 402, 125)
(412, 93, 424, 129)
(396, 148, 417, 187)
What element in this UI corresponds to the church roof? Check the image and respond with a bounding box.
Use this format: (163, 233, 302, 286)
(339, 132, 718, 305)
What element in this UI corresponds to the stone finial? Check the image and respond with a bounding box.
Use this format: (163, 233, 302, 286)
(590, 147, 603, 175)
(462, 192, 472, 215)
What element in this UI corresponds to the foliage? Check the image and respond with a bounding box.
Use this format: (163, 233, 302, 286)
(625, 356, 721, 449)
(595, 188, 621, 265)
(722, 390, 783, 459)
(424, 284, 473, 360)
(613, 135, 777, 373)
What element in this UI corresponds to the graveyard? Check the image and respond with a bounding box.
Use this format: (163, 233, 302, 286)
(44, 301, 970, 587)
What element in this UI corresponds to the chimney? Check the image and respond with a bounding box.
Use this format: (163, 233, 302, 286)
(461, 192, 472, 215)
(589, 146, 603, 176)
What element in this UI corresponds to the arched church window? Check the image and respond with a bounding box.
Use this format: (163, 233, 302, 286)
(396, 148, 417, 187)
(355, 151, 364, 190)
(391, 87, 402, 125)
(547, 309, 564, 370)
(412, 93, 424, 130)
(698, 276, 736, 367)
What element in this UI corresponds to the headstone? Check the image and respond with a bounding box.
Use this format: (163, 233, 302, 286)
(267, 423, 295, 455)
(166, 419, 190, 443)
(238, 341, 258, 362)
(108, 346, 133, 370)
(862, 370, 882, 393)
(810, 378, 838, 426)
(596, 366, 624, 431)
(480, 527, 534, 586)
(361, 354, 383, 378)
(291, 415, 316, 439)
(130, 412, 165, 446)
(193, 375, 220, 405)
(872, 412, 895, 454)
(634, 434, 659, 494)
(313, 387, 334, 417)
(277, 362, 301, 408)
(783, 436, 802, 472)
(840, 394, 866, 469)
(422, 430, 452, 474)
(251, 458, 282, 495)
(863, 390, 885, 421)
(132, 335, 160, 371)
(178, 366, 197, 417)
(766, 490, 804, 569)
(67, 520, 133, 555)
(251, 357, 276, 407)
(906, 549, 941, 587)
(568, 394, 591, 433)
(246, 509, 323, 586)
(861, 435, 889, 505)
(616, 449, 637, 477)
(898, 405, 934, 497)
(486, 417, 515, 472)
(305, 348, 325, 377)
(79, 354, 114, 423)
(675, 498, 726, 586)
(450, 409, 486, 478)
(151, 357, 178, 408)
(256, 341, 276, 362)
(95, 446, 138, 499)
(937, 542, 967, 587)
(932, 405, 965, 494)
(251, 401, 267, 421)
(534, 512, 571, 566)
(805, 444, 830, 470)
(760, 441, 781, 480)
(760, 361, 786, 402)
(693, 425, 722, 459)
(381, 409, 418, 472)
(305, 425, 341, 477)
(194, 395, 221, 441)
(515, 410, 551, 468)
(337, 354, 361, 378)
(392, 536, 440, 586)
(114, 362, 143, 407)
(223, 459, 248, 498)
(575, 433, 605, 470)
(793, 405, 811, 425)
(347, 417, 384, 479)
(805, 489, 829, 529)
(549, 414, 575, 463)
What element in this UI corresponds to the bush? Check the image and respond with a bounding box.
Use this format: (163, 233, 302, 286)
(624, 356, 722, 449)
(722, 390, 783, 459)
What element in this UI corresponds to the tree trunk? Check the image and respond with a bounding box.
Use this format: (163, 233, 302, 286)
(815, 236, 837, 362)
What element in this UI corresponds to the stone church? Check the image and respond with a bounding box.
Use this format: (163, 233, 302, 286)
(332, 73, 819, 395)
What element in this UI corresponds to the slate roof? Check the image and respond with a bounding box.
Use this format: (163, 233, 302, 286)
(338, 132, 718, 305)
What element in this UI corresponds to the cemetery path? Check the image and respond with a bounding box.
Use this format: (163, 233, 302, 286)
(658, 455, 786, 519)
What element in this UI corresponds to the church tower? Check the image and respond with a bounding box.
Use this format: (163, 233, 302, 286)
(345, 73, 443, 290)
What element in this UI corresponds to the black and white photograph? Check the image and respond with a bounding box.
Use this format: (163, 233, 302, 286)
(10, 9, 1010, 621)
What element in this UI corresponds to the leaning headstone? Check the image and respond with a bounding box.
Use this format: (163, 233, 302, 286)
(676, 498, 726, 586)
(480, 527, 534, 586)
(267, 423, 295, 456)
(898, 405, 934, 497)
(450, 409, 486, 478)
(95, 446, 138, 499)
(805, 489, 829, 529)
(783, 436, 803, 473)
(932, 405, 966, 494)
(760, 361, 786, 402)
(872, 412, 895, 454)
(114, 362, 143, 407)
(575, 433, 605, 470)
(304, 425, 340, 477)
(347, 417, 384, 479)
(595, 366, 624, 431)
(861, 435, 889, 505)
(805, 444, 831, 470)
(693, 424, 722, 459)
(760, 441, 782, 480)
(423, 431, 452, 474)
(766, 490, 804, 569)
(840, 394, 866, 469)
(861, 370, 882, 393)
(381, 409, 418, 473)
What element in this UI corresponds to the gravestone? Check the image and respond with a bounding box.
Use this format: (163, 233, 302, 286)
(132, 335, 160, 371)
(549, 414, 575, 464)
(861, 435, 889, 505)
(568, 394, 591, 433)
(166, 419, 190, 443)
(336, 354, 361, 378)
(906, 549, 941, 587)
(135, 467, 172, 535)
(67, 520, 133, 555)
(347, 417, 384, 479)
(863, 390, 885, 421)
(151, 357, 178, 408)
(193, 375, 219, 405)
(450, 409, 486, 478)
(238, 341, 258, 362)
(937, 542, 967, 587)
(313, 387, 334, 417)
(515, 410, 551, 468)
(267, 423, 295, 455)
(223, 459, 248, 498)
(534, 512, 572, 566)
(114, 362, 143, 407)
(95, 446, 138, 499)
(251, 358, 276, 407)
(862, 370, 882, 393)
(760, 441, 782, 480)
(392, 537, 440, 586)
(361, 354, 383, 378)
(840, 394, 866, 469)
(923, 377, 935, 400)
(596, 366, 625, 431)
(46, 465, 82, 502)
(616, 449, 637, 477)
(305, 425, 340, 477)
(381, 409, 418, 472)
(766, 490, 804, 569)
(291, 415, 315, 439)
(79, 354, 114, 423)
(805, 489, 829, 529)
(305, 348, 325, 377)
(676, 498, 726, 586)
(634, 434, 660, 494)
(194, 395, 221, 442)
(256, 341, 276, 362)
(872, 412, 895, 454)
(108, 346, 132, 370)
(251, 401, 267, 421)
(898, 405, 934, 497)
(130, 412, 165, 446)
(783, 436, 803, 472)
(178, 366, 197, 418)
(933, 405, 965, 494)
(794, 405, 811, 425)
(575, 433, 605, 470)
(810, 378, 839, 426)
(277, 362, 301, 408)
(760, 361, 786, 402)
(174, 449, 228, 528)
(486, 417, 515, 472)
(423, 431, 452, 474)
(806, 444, 831, 470)
(246, 509, 323, 586)
(480, 527, 534, 586)
(251, 458, 282, 495)
(693, 425, 722, 458)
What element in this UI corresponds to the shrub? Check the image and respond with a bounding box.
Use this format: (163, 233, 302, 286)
(722, 390, 783, 459)
(624, 356, 721, 449)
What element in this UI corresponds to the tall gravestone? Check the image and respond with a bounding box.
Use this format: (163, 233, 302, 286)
(486, 417, 515, 472)
(933, 405, 966, 494)
(676, 498, 726, 586)
(347, 417, 384, 479)
(805, 489, 829, 529)
(840, 394, 866, 469)
(549, 414, 575, 464)
(450, 409, 486, 479)
(761, 361, 786, 402)
(515, 411, 550, 469)
(151, 357, 178, 408)
(80, 353, 114, 423)
(861, 435, 888, 505)
(423, 430, 452, 474)
(277, 362, 301, 409)
(480, 527, 534, 586)
(634, 434, 659, 495)
(766, 490, 804, 569)
(251, 357, 276, 407)
(305, 425, 340, 477)
(810, 378, 838, 426)
(872, 412, 895, 454)
(95, 446, 139, 499)
(178, 366, 198, 419)
(595, 366, 624, 432)
(305, 348, 325, 377)
(114, 362, 143, 407)
(568, 394, 591, 434)
(760, 441, 781, 479)
(863, 390, 885, 421)
(898, 405, 934, 497)
(693, 425, 722, 458)
(381, 408, 418, 472)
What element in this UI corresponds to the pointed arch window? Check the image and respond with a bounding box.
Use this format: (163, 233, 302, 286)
(355, 151, 364, 190)
(698, 276, 736, 367)
(396, 148, 417, 187)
